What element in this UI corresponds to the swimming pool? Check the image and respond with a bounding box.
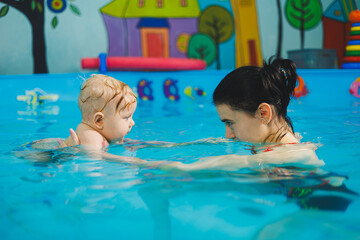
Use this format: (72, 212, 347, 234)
(1, 69, 360, 239)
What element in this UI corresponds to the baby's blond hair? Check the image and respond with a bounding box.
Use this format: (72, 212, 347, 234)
(78, 74, 136, 121)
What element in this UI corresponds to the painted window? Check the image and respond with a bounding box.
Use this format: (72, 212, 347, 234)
(157, 0, 163, 8)
(139, 0, 144, 8)
(181, 0, 187, 7)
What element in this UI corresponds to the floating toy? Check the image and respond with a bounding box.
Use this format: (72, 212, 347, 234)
(294, 76, 309, 98)
(349, 77, 360, 97)
(17, 88, 59, 106)
(164, 79, 180, 101)
(82, 53, 207, 73)
(184, 86, 206, 99)
(137, 79, 154, 101)
(342, 10, 360, 69)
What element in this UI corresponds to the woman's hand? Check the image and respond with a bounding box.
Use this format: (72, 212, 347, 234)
(57, 128, 80, 147)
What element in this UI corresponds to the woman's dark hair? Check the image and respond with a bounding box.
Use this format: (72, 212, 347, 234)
(213, 57, 298, 133)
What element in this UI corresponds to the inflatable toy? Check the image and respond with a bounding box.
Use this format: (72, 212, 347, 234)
(294, 76, 308, 98)
(163, 79, 180, 101)
(184, 86, 206, 99)
(82, 53, 207, 73)
(137, 80, 154, 101)
(17, 88, 59, 105)
(349, 77, 360, 98)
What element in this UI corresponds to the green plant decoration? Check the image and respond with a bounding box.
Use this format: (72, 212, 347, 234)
(187, 33, 216, 66)
(285, 0, 322, 50)
(198, 5, 234, 69)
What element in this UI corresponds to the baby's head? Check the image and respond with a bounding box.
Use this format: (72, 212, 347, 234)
(78, 74, 137, 141)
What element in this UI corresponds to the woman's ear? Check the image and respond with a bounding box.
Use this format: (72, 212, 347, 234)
(93, 112, 105, 130)
(256, 103, 272, 124)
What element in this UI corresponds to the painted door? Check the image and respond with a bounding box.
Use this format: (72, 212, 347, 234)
(147, 33, 164, 57)
(141, 28, 169, 57)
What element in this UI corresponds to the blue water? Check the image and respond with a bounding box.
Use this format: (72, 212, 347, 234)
(1, 70, 360, 239)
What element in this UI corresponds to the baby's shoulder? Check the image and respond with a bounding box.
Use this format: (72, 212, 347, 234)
(76, 123, 105, 147)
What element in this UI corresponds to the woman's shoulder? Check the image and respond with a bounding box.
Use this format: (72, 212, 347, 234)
(255, 142, 324, 168)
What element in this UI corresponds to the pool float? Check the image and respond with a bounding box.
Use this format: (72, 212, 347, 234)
(82, 53, 207, 73)
(17, 88, 59, 105)
(294, 76, 308, 98)
(164, 79, 180, 101)
(184, 86, 206, 99)
(137, 79, 154, 101)
(349, 77, 360, 98)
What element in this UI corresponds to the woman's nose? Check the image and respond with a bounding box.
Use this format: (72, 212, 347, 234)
(225, 126, 235, 139)
(131, 118, 135, 127)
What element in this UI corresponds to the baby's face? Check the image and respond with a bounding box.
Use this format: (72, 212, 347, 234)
(101, 95, 137, 142)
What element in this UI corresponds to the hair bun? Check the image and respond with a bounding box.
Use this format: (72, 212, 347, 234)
(261, 57, 298, 100)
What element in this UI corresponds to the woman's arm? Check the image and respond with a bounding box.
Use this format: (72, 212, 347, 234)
(164, 143, 324, 172)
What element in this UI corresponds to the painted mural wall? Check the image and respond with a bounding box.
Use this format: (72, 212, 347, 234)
(0, 0, 359, 75)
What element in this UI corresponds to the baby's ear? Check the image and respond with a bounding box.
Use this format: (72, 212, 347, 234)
(93, 112, 104, 130)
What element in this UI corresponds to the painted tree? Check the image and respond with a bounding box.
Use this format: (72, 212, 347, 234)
(285, 0, 322, 50)
(198, 5, 234, 69)
(0, 0, 80, 73)
(276, 0, 283, 58)
(187, 33, 216, 66)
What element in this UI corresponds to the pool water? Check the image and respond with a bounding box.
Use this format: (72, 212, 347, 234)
(1, 70, 360, 239)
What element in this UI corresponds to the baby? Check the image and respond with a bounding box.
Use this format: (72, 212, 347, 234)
(62, 74, 137, 151)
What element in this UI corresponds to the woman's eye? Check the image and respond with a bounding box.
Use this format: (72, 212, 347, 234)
(226, 122, 233, 127)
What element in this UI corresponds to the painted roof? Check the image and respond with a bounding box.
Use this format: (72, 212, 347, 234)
(101, 0, 200, 18)
(323, 0, 357, 22)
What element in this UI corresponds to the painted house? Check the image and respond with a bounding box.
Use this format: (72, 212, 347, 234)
(100, 0, 200, 58)
(322, 0, 357, 68)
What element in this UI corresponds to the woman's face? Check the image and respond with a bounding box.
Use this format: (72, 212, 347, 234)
(215, 104, 267, 143)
